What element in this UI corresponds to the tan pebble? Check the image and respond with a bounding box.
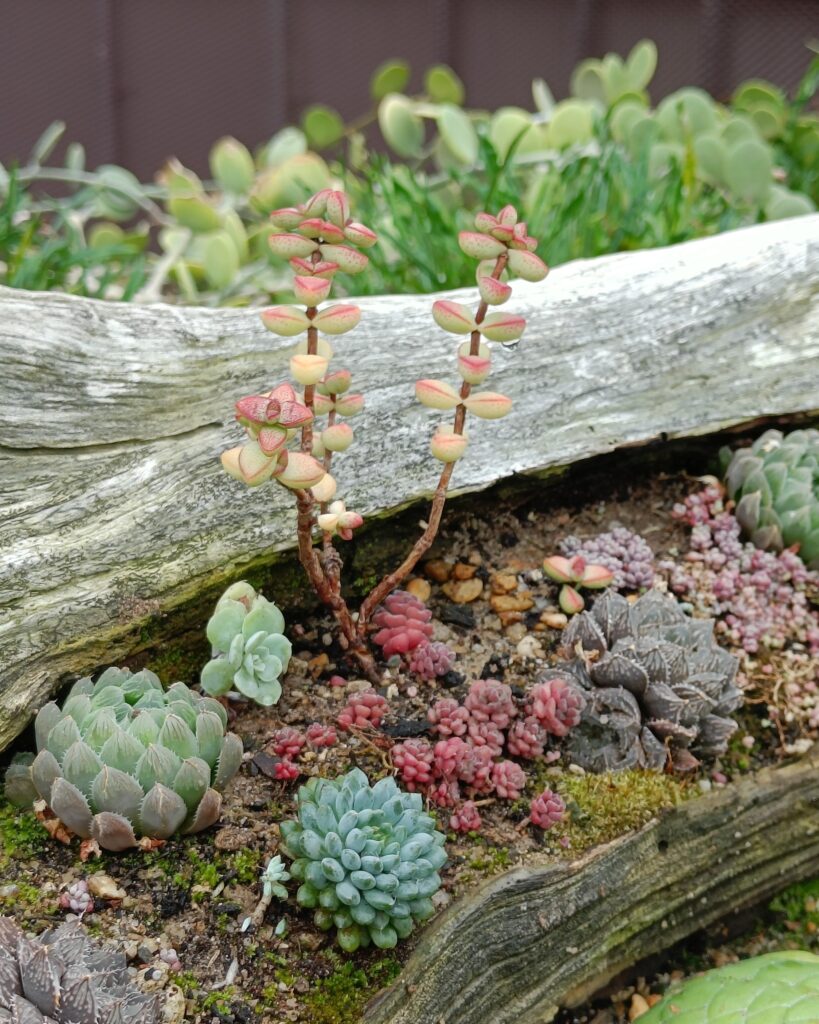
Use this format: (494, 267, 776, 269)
(308, 653, 329, 675)
(346, 679, 372, 693)
(406, 577, 432, 603)
(491, 573, 519, 594)
(452, 562, 477, 580)
(490, 592, 534, 613)
(467, 550, 483, 566)
(516, 635, 544, 659)
(629, 994, 650, 1020)
(287, 659, 309, 678)
(541, 611, 569, 629)
(442, 577, 483, 603)
(424, 558, 453, 583)
(504, 622, 527, 642)
(214, 827, 256, 852)
(87, 872, 127, 901)
(647, 995, 662, 1007)
(498, 611, 524, 627)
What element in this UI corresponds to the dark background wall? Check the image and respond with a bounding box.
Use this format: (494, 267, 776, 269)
(2, 0, 817, 180)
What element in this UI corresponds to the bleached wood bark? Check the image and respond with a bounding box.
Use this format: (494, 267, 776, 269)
(1, 216, 818, 749)
(364, 748, 819, 1024)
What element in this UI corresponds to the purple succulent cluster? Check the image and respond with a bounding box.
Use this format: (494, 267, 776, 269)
(58, 880, 93, 917)
(560, 527, 656, 591)
(663, 486, 819, 656)
(390, 675, 584, 832)
(661, 485, 819, 732)
(372, 590, 455, 679)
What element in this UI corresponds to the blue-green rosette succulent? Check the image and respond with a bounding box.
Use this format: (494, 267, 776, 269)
(641, 950, 819, 1023)
(280, 768, 447, 952)
(200, 581, 292, 706)
(4, 667, 242, 851)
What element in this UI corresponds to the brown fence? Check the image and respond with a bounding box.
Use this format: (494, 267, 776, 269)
(2, 0, 817, 180)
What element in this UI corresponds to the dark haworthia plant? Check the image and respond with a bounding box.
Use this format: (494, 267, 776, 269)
(721, 427, 819, 569)
(200, 581, 292, 705)
(219, 189, 546, 679)
(0, 916, 160, 1023)
(5, 667, 243, 850)
(561, 590, 742, 772)
(280, 767, 447, 951)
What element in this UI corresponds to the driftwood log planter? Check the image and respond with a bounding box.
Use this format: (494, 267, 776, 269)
(1, 215, 819, 749)
(364, 747, 819, 1024)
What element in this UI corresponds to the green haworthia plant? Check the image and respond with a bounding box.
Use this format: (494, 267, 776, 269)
(200, 581, 292, 706)
(641, 950, 819, 1023)
(5, 667, 242, 850)
(280, 768, 447, 952)
(0, 916, 160, 1023)
(721, 428, 819, 569)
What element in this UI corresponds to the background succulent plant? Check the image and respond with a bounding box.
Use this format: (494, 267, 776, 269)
(721, 428, 819, 569)
(6, 667, 242, 850)
(280, 767, 447, 952)
(561, 590, 742, 772)
(640, 951, 819, 1023)
(201, 581, 292, 706)
(0, 915, 159, 1023)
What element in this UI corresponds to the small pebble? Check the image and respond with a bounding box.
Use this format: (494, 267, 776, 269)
(406, 577, 432, 603)
(424, 559, 453, 583)
(442, 578, 483, 604)
(568, 763, 586, 776)
(452, 562, 478, 580)
(629, 994, 651, 1020)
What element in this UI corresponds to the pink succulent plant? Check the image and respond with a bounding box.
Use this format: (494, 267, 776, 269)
(506, 715, 547, 760)
(271, 759, 300, 782)
(529, 789, 566, 830)
(407, 640, 454, 679)
(491, 760, 527, 800)
(428, 697, 470, 738)
(306, 722, 338, 748)
(466, 718, 505, 757)
(543, 554, 614, 615)
(391, 738, 436, 790)
(337, 690, 389, 731)
(456, 744, 495, 793)
(529, 676, 586, 737)
(371, 590, 434, 657)
(449, 801, 482, 833)
(58, 880, 93, 917)
(464, 679, 517, 729)
(270, 726, 306, 759)
(433, 737, 472, 780)
(427, 778, 461, 809)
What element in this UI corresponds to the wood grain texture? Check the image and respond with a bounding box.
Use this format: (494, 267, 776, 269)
(1, 216, 819, 749)
(364, 747, 819, 1024)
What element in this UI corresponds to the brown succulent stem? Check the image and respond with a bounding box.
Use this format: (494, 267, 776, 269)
(356, 252, 508, 633)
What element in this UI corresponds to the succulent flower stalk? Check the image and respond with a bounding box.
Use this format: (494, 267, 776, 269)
(6, 667, 242, 851)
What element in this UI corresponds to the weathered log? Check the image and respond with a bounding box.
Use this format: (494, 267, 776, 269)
(364, 747, 819, 1024)
(1, 216, 819, 749)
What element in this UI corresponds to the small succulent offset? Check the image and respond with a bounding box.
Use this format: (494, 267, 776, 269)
(721, 428, 819, 569)
(0, 916, 159, 1023)
(280, 767, 447, 952)
(542, 554, 614, 614)
(219, 190, 543, 680)
(7, 667, 242, 850)
(201, 581, 291, 706)
(261, 854, 291, 901)
(640, 951, 819, 1024)
(561, 590, 742, 772)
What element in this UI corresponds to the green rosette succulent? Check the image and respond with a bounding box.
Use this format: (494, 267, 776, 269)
(641, 950, 819, 1023)
(201, 581, 292, 706)
(721, 428, 819, 569)
(5, 667, 243, 851)
(280, 767, 447, 952)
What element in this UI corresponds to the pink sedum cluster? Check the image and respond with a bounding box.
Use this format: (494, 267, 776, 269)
(529, 789, 566, 830)
(506, 715, 548, 760)
(337, 690, 389, 731)
(529, 676, 586, 737)
(270, 726, 306, 759)
(407, 640, 454, 680)
(372, 590, 434, 656)
(391, 738, 436, 791)
(428, 697, 470, 738)
(449, 800, 482, 833)
(306, 722, 338, 748)
(491, 760, 527, 800)
(271, 759, 300, 781)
